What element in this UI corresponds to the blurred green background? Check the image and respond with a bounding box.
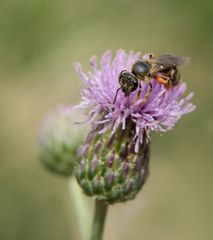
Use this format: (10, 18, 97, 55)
(0, 0, 213, 239)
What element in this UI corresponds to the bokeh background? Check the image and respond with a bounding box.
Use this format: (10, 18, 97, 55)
(1, 0, 213, 239)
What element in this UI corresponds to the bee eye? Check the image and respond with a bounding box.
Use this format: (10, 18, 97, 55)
(132, 61, 151, 78)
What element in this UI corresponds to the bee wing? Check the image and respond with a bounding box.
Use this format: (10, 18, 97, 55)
(152, 54, 190, 67)
(147, 54, 190, 74)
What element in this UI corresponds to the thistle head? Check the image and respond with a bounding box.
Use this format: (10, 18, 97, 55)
(74, 49, 195, 203)
(38, 106, 87, 177)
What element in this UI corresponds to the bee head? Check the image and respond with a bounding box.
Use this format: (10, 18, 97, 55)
(119, 70, 138, 96)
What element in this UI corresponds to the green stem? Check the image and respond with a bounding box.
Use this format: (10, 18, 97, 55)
(90, 199, 108, 240)
(68, 179, 90, 240)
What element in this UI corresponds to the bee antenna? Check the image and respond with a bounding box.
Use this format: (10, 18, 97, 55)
(113, 87, 121, 104)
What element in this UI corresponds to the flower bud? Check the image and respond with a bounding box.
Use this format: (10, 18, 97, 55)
(38, 106, 87, 177)
(75, 120, 150, 203)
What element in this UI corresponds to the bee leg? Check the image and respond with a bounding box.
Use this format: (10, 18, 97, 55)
(133, 85, 142, 103)
(142, 82, 153, 104)
(155, 75, 171, 89)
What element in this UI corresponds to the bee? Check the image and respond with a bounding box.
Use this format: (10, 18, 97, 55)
(113, 54, 190, 104)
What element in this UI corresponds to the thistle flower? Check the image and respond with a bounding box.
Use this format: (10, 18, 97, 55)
(38, 106, 87, 177)
(74, 49, 195, 203)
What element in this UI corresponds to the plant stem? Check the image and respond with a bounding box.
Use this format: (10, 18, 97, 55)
(90, 199, 108, 240)
(68, 179, 90, 240)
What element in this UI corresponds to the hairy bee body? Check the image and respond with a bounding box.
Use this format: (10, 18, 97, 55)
(114, 54, 189, 103)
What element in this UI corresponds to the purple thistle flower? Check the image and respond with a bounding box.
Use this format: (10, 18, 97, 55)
(74, 49, 196, 152)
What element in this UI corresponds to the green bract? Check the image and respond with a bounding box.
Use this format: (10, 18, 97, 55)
(75, 120, 150, 203)
(38, 107, 87, 177)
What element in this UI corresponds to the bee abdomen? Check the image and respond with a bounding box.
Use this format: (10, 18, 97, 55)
(170, 67, 180, 86)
